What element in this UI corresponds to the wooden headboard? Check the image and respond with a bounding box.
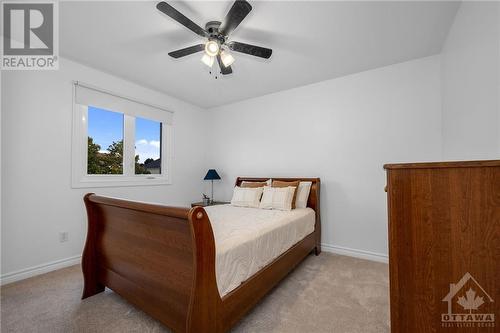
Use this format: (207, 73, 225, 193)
(235, 177, 321, 249)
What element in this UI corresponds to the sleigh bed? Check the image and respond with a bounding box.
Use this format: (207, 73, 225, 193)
(82, 177, 321, 333)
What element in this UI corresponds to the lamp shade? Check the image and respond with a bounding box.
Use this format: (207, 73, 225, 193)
(204, 169, 221, 180)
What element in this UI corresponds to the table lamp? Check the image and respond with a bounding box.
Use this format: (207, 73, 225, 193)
(204, 169, 221, 204)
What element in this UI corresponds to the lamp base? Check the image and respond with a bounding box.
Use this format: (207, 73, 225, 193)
(211, 180, 214, 205)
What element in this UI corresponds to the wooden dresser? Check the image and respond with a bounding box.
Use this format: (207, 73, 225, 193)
(384, 160, 500, 333)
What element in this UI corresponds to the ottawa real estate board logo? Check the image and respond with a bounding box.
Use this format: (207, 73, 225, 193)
(1, 1, 59, 70)
(441, 272, 495, 328)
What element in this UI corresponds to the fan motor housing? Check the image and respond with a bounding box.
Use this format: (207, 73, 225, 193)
(205, 21, 226, 43)
(205, 21, 221, 33)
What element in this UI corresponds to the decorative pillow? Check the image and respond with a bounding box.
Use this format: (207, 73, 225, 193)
(240, 181, 268, 188)
(230, 186, 263, 208)
(241, 179, 272, 188)
(259, 186, 295, 211)
(295, 181, 312, 209)
(272, 180, 300, 209)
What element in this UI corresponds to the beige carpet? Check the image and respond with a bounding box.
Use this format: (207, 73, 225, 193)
(1, 253, 389, 333)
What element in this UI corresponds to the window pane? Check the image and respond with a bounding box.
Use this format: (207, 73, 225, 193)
(87, 106, 124, 174)
(135, 117, 162, 175)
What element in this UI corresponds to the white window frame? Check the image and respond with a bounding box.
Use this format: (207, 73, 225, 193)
(71, 82, 173, 188)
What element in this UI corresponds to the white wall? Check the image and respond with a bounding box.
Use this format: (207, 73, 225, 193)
(3, 1, 498, 281)
(441, 1, 500, 159)
(206, 56, 443, 258)
(1, 58, 208, 280)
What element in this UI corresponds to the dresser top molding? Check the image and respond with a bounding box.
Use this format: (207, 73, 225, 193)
(384, 159, 500, 170)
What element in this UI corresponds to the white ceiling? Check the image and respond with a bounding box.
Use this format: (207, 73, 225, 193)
(60, 1, 460, 108)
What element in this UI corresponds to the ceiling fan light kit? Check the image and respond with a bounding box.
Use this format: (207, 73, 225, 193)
(220, 50, 235, 67)
(205, 40, 220, 57)
(201, 53, 215, 68)
(157, 0, 272, 77)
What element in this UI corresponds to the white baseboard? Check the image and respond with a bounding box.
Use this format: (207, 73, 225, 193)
(0, 245, 387, 285)
(321, 243, 388, 263)
(1, 255, 81, 286)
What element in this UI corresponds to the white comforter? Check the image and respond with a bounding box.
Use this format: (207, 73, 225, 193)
(204, 205, 316, 297)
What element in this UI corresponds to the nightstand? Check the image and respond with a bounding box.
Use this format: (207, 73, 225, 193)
(191, 201, 230, 208)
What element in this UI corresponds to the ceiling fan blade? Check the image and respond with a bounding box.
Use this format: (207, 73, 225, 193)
(156, 2, 208, 38)
(217, 54, 233, 75)
(220, 0, 252, 36)
(168, 44, 205, 58)
(228, 41, 272, 59)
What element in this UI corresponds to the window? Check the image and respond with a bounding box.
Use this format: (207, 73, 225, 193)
(135, 117, 162, 175)
(87, 107, 124, 175)
(72, 82, 172, 188)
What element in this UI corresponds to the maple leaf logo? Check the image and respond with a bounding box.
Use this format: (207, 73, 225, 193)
(457, 288, 484, 313)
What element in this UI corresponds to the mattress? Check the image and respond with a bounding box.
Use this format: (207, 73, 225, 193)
(204, 204, 316, 297)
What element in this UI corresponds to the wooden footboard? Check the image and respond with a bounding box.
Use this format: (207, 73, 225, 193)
(82, 178, 320, 333)
(82, 194, 220, 332)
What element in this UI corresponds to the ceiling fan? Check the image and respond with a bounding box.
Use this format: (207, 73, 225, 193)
(156, 0, 272, 76)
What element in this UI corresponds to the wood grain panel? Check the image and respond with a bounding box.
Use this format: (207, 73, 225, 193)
(386, 161, 499, 333)
(83, 194, 194, 332)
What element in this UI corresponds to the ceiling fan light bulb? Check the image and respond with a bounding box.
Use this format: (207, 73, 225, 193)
(201, 54, 214, 67)
(205, 41, 219, 57)
(221, 51, 235, 67)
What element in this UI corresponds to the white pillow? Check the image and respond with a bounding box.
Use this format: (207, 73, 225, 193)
(240, 179, 272, 187)
(295, 181, 312, 209)
(246, 179, 272, 186)
(259, 186, 295, 211)
(230, 186, 263, 208)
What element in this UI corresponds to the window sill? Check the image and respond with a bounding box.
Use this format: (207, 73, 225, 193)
(71, 175, 171, 188)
